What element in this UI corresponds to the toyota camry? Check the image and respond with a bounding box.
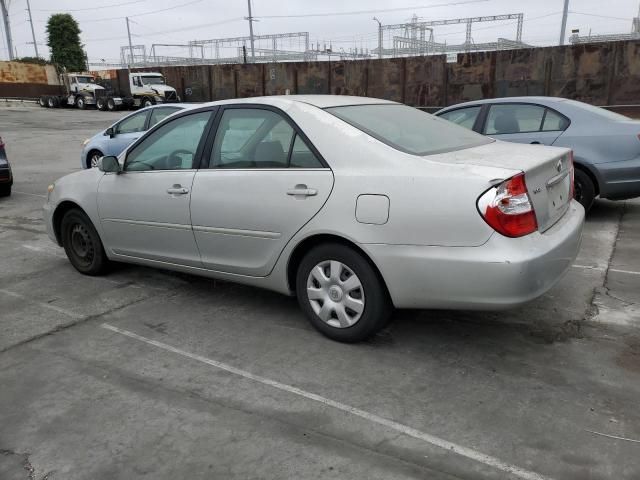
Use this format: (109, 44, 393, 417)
(44, 95, 584, 342)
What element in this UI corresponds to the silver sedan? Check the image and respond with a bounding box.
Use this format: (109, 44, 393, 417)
(44, 95, 584, 342)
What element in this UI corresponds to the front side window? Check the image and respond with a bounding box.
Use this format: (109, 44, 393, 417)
(211, 108, 321, 169)
(149, 107, 181, 128)
(485, 104, 545, 135)
(125, 111, 212, 171)
(326, 104, 491, 156)
(75, 76, 95, 84)
(438, 106, 481, 130)
(116, 111, 148, 134)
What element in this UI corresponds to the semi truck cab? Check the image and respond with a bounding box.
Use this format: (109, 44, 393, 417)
(129, 72, 179, 106)
(64, 73, 105, 109)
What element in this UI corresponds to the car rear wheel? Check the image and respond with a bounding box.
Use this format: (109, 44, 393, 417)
(61, 209, 109, 275)
(0, 184, 11, 197)
(295, 243, 392, 342)
(574, 168, 595, 212)
(87, 150, 103, 169)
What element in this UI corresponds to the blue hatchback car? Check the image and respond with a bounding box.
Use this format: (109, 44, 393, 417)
(81, 105, 188, 169)
(436, 97, 640, 211)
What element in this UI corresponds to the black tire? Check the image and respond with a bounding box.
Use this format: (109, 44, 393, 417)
(61, 209, 109, 275)
(96, 97, 106, 111)
(574, 168, 596, 212)
(0, 184, 11, 197)
(86, 150, 103, 169)
(106, 97, 116, 111)
(295, 243, 392, 342)
(142, 97, 154, 108)
(38, 96, 47, 107)
(46, 96, 58, 108)
(75, 96, 86, 110)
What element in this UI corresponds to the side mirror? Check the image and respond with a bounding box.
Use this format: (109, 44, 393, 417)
(98, 156, 121, 173)
(105, 126, 115, 138)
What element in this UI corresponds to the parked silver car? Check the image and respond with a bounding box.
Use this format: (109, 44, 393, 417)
(436, 97, 640, 210)
(44, 96, 584, 342)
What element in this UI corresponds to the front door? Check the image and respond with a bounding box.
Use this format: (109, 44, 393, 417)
(108, 109, 150, 156)
(190, 106, 334, 276)
(97, 109, 214, 267)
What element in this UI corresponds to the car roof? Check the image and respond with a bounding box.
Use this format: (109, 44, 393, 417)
(200, 95, 398, 109)
(437, 96, 568, 112)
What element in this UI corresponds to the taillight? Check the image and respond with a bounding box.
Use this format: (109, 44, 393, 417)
(477, 173, 538, 238)
(568, 151, 575, 198)
(0, 136, 4, 148)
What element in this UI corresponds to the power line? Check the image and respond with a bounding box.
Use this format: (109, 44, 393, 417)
(35, 0, 147, 12)
(255, 0, 489, 19)
(51, 0, 205, 24)
(568, 11, 631, 21)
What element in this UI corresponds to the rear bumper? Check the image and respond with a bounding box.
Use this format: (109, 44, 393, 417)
(364, 201, 585, 310)
(598, 155, 640, 200)
(0, 166, 12, 185)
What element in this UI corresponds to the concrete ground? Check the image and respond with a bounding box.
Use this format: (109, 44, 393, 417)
(1, 105, 639, 480)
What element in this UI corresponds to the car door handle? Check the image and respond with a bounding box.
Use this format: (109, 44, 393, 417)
(167, 185, 189, 195)
(287, 187, 317, 197)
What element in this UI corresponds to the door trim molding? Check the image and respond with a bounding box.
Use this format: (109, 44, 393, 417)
(192, 224, 281, 239)
(103, 218, 192, 231)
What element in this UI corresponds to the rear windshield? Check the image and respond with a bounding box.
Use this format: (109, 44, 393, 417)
(326, 104, 492, 156)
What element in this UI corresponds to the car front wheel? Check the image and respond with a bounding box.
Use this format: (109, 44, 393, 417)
(296, 243, 392, 342)
(87, 150, 103, 169)
(61, 209, 109, 275)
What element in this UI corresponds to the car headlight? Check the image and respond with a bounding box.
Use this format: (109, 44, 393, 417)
(82, 138, 90, 147)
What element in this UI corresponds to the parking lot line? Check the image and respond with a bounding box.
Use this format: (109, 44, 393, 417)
(608, 268, 640, 276)
(12, 190, 46, 198)
(101, 322, 553, 480)
(0, 288, 84, 320)
(572, 264, 606, 271)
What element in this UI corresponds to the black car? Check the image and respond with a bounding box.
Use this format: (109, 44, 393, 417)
(0, 135, 12, 197)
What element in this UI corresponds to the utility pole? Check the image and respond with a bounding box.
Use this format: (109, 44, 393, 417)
(26, 0, 38, 58)
(0, 0, 14, 60)
(126, 17, 134, 65)
(559, 0, 570, 45)
(373, 17, 382, 59)
(246, 0, 255, 62)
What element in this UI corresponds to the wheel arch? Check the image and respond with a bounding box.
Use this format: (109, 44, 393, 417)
(52, 200, 87, 245)
(85, 149, 104, 169)
(286, 233, 394, 306)
(573, 160, 600, 196)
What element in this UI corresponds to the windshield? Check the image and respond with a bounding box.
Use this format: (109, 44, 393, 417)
(75, 76, 95, 84)
(326, 104, 492, 156)
(140, 76, 165, 85)
(566, 100, 631, 121)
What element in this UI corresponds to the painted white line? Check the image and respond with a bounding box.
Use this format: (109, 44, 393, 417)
(12, 190, 46, 198)
(101, 323, 553, 480)
(572, 264, 606, 271)
(608, 268, 640, 276)
(586, 430, 640, 444)
(0, 289, 84, 320)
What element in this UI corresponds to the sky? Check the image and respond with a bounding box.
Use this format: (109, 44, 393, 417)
(1, 0, 639, 64)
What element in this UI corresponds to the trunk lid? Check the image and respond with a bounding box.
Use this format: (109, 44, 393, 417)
(434, 140, 573, 232)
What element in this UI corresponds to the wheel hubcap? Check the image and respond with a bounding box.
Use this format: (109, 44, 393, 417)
(70, 224, 94, 265)
(90, 154, 101, 168)
(307, 260, 365, 328)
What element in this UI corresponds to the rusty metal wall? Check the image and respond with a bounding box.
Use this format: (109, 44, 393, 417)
(0, 83, 62, 97)
(0, 61, 59, 85)
(5, 40, 640, 106)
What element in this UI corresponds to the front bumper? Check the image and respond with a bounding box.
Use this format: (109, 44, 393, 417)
(597, 155, 640, 200)
(43, 201, 58, 245)
(364, 201, 585, 310)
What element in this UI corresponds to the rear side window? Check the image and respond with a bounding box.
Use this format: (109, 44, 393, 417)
(542, 109, 570, 131)
(326, 104, 491, 156)
(210, 108, 323, 169)
(116, 110, 148, 134)
(438, 106, 481, 130)
(485, 104, 545, 135)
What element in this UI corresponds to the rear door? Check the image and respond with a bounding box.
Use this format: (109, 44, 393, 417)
(483, 103, 568, 145)
(190, 105, 334, 276)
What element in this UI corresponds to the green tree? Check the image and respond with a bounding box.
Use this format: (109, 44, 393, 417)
(46, 14, 86, 72)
